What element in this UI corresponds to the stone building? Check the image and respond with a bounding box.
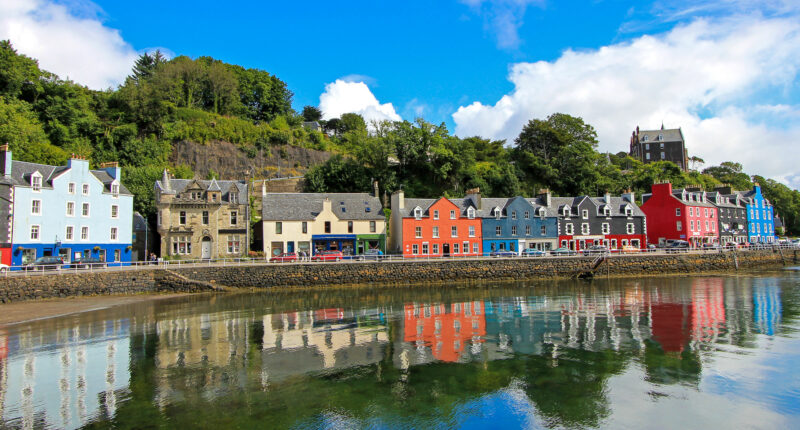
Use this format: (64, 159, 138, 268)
(155, 170, 249, 259)
(629, 125, 688, 171)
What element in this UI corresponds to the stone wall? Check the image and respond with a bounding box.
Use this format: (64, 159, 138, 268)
(0, 250, 793, 303)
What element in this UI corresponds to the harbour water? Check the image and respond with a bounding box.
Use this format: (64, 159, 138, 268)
(1, 271, 799, 429)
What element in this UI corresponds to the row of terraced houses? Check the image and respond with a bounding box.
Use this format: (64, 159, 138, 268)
(0, 144, 780, 268)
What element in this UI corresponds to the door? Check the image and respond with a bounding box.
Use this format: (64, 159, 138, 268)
(287, 241, 295, 253)
(443, 243, 450, 257)
(201, 237, 212, 259)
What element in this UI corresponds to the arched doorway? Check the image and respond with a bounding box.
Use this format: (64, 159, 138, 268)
(201, 236, 213, 259)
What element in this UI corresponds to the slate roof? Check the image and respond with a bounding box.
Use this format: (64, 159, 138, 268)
(398, 194, 643, 218)
(637, 128, 684, 143)
(261, 193, 385, 221)
(156, 179, 248, 203)
(133, 212, 148, 231)
(549, 195, 645, 217)
(706, 191, 743, 209)
(8, 160, 132, 195)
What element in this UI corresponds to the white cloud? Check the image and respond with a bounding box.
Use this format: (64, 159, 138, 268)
(452, 16, 800, 188)
(460, 0, 544, 49)
(318, 79, 402, 124)
(0, 0, 139, 89)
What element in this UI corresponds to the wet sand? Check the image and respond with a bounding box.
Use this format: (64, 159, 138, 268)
(0, 293, 187, 326)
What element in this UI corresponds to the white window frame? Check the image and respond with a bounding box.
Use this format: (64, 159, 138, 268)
(524, 211, 530, 219)
(677, 221, 682, 231)
(601, 223, 610, 234)
(450, 210, 456, 220)
(511, 211, 517, 220)
(432, 226, 439, 238)
(82, 202, 90, 217)
(31, 172, 42, 192)
(30, 225, 40, 241)
(467, 207, 475, 219)
(463, 241, 469, 253)
(82, 183, 90, 196)
(412, 244, 419, 255)
(511, 225, 517, 236)
(453, 242, 460, 254)
(676, 208, 681, 216)
(451, 226, 458, 237)
(469, 225, 476, 237)
(526, 225, 531, 236)
(111, 181, 120, 198)
(66, 201, 75, 217)
(81, 226, 89, 241)
(495, 226, 502, 236)
(65, 225, 74, 241)
(627, 223, 634, 234)
(581, 223, 590, 235)
(472, 242, 479, 254)
(433, 210, 439, 220)
(31, 199, 41, 215)
(230, 211, 238, 225)
(582, 209, 589, 219)
(68, 182, 76, 194)
(110, 227, 118, 241)
(111, 204, 119, 219)
(432, 243, 439, 254)
(415, 226, 422, 238)
(565, 224, 574, 235)
(414, 207, 423, 220)
(422, 243, 429, 255)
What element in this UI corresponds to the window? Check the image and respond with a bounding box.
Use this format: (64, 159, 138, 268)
(690, 220, 695, 231)
(114, 249, 121, 262)
(31, 199, 41, 215)
(325, 221, 331, 233)
(433, 226, 439, 238)
(467, 207, 475, 219)
(627, 223, 634, 234)
(111, 183, 119, 197)
(433, 210, 439, 220)
(415, 226, 422, 238)
(473, 242, 479, 254)
(511, 211, 517, 220)
(414, 208, 422, 219)
(229, 211, 238, 225)
(370, 221, 376, 233)
(432, 243, 439, 254)
(179, 211, 186, 225)
(646, 153, 651, 160)
(30, 225, 40, 240)
(581, 223, 590, 235)
(495, 226, 502, 236)
(82, 183, 89, 195)
(524, 211, 530, 219)
(705, 220, 709, 230)
(603, 207, 611, 216)
(212, 193, 217, 202)
(82, 203, 90, 217)
(276, 222, 283, 234)
(422, 243, 429, 254)
(228, 235, 241, 253)
(658, 134, 663, 141)
(412, 244, 419, 255)
(111, 205, 119, 219)
(173, 236, 191, 255)
(348, 221, 354, 233)
(450, 210, 456, 219)
(526, 225, 532, 235)
(463, 241, 469, 253)
(565, 224, 574, 235)
(451, 226, 458, 237)
(81, 226, 89, 240)
(110, 227, 118, 241)
(676, 208, 681, 216)
(582, 209, 589, 219)
(661, 152, 665, 159)
(65, 226, 74, 241)
(197, 210, 206, 225)
(704, 208, 709, 217)
(540, 225, 546, 235)
(469, 226, 476, 237)
(677, 221, 682, 231)
(453, 242, 460, 254)
(602, 223, 610, 234)
(68, 183, 75, 194)
(511, 226, 517, 236)
(31, 173, 42, 191)
(689, 207, 694, 216)
(611, 239, 617, 249)
(230, 193, 238, 204)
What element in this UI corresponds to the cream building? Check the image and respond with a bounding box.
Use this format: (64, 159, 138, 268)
(260, 192, 386, 257)
(155, 171, 249, 259)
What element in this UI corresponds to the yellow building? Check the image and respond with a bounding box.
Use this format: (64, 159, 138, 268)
(260, 192, 386, 257)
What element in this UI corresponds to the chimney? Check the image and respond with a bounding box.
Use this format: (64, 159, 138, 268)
(261, 180, 267, 196)
(323, 197, 332, 213)
(0, 144, 11, 178)
(391, 189, 405, 211)
(100, 161, 121, 180)
(714, 184, 733, 195)
(604, 191, 612, 204)
(622, 189, 635, 205)
(373, 180, 379, 199)
(537, 188, 551, 208)
(162, 169, 171, 192)
(652, 181, 673, 196)
(465, 187, 481, 210)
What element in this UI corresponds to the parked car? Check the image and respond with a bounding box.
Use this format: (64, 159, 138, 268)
(70, 256, 106, 269)
(521, 248, 546, 257)
(270, 252, 298, 263)
(582, 245, 610, 256)
(25, 256, 65, 271)
(621, 245, 640, 254)
(490, 250, 517, 258)
(665, 240, 690, 253)
(550, 247, 577, 256)
(0, 263, 8, 273)
(358, 249, 384, 261)
(312, 250, 344, 262)
(702, 243, 722, 251)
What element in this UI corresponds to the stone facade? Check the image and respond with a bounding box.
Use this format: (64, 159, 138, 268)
(155, 171, 249, 259)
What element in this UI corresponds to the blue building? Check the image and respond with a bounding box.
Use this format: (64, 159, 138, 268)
(0, 148, 134, 268)
(479, 195, 559, 255)
(729, 183, 775, 243)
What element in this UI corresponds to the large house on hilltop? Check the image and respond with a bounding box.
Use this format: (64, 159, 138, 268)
(629, 125, 688, 171)
(0, 146, 133, 268)
(155, 171, 249, 259)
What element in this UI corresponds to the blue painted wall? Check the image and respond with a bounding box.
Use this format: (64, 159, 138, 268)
(745, 185, 775, 243)
(480, 197, 559, 255)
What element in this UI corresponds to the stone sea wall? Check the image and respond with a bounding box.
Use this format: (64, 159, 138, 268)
(0, 250, 795, 303)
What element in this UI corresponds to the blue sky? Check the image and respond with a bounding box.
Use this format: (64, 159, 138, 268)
(1, 0, 800, 189)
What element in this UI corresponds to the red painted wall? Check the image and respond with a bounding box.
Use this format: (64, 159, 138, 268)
(400, 198, 483, 257)
(0, 248, 10, 267)
(641, 183, 719, 247)
(404, 301, 486, 362)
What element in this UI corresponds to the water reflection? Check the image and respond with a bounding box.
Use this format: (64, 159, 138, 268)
(0, 273, 798, 429)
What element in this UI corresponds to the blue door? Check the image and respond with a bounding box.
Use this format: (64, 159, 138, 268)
(287, 242, 295, 252)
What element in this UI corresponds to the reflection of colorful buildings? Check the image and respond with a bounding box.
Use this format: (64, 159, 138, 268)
(403, 302, 486, 362)
(753, 282, 782, 336)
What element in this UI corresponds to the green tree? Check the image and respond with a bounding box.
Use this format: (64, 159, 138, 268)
(301, 106, 322, 122)
(0, 96, 68, 165)
(702, 161, 752, 190)
(204, 61, 238, 114)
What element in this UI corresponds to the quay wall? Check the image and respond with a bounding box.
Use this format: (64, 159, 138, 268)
(0, 250, 795, 303)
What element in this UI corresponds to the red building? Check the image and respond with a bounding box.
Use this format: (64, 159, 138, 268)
(640, 182, 719, 248)
(389, 191, 483, 257)
(403, 301, 486, 362)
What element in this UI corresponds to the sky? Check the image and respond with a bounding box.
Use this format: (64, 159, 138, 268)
(1, 0, 799, 189)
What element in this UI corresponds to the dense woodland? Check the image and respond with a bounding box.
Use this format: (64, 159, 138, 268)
(1, 41, 799, 234)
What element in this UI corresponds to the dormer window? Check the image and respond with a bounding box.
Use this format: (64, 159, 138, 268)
(31, 172, 42, 192)
(111, 181, 119, 197)
(602, 206, 611, 216)
(538, 208, 546, 217)
(230, 193, 238, 204)
(414, 207, 422, 220)
(625, 206, 633, 216)
(493, 207, 502, 220)
(467, 207, 475, 219)
(562, 206, 570, 217)
(582, 209, 589, 219)
(642, 135, 649, 142)
(658, 134, 663, 141)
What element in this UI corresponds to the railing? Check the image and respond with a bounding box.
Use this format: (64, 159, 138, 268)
(1, 243, 797, 278)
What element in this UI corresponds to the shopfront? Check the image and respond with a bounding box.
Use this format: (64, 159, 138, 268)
(312, 234, 357, 256)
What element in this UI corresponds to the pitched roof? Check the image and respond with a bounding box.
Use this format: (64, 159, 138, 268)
(262, 193, 384, 221)
(90, 169, 132, 195)
(156, 178, 248, 203)
(8, 160, 131, 195)
(637, 128, 684, 143)
(706, 191, 743, 208)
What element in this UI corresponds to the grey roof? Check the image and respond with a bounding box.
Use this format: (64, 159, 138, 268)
(549, 195, 645, 217)
(637, 128, 684, 143)
(8, 160, 132, 195)
(207, 178, 221, 191)
(706, 192, 743, 209)
(262, 193, 384, 221)
(156, 178, 248, 204)
(775, 214, 784, 228)
(667, 189, 716, 208)
(133, 212, 148, 231)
